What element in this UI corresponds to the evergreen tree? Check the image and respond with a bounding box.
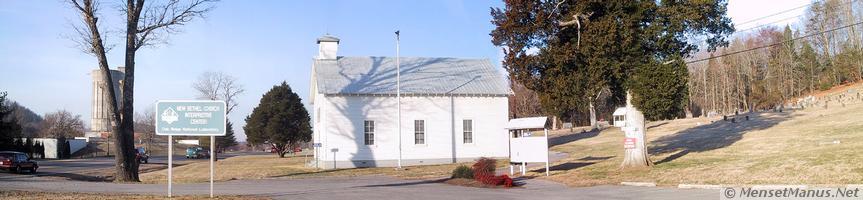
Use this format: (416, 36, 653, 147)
(35, 142, 44, 159)
(244, 82, 311, 158)
(24, 137, 34, 157)
(217, 120, 239, 151)
(491, 0, 733, 121)
(0, 91, 22, 151)
(491, 0, 734, 168)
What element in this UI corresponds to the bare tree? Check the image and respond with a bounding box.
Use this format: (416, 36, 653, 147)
(192, 71, 243, 159)
(508, 79, 543, 118)
(41, 110, 85, 139)
(193, 71, 244, 114)
(68, 0, 215, 182)
(133, 108, 156, 151)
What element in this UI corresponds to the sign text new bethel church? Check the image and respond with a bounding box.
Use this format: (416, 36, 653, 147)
(156, 100, 226, 136)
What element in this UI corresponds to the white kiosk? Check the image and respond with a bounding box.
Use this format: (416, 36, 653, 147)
(505, 117, 550, 176)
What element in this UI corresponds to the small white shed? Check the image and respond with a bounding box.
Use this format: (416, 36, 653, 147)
(612, 107, 629, 128)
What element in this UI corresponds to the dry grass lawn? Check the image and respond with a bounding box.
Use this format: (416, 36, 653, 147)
(140, 154, 509, 184)
(0, 190, 266, 200)
(141, 155, 315, 183)
(531, 89, 863, 187)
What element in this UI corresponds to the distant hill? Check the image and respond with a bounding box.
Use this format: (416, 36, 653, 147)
(10, 102, 43, 137)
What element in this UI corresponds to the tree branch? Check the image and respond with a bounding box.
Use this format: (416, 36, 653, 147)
(134, 0, 216, 50)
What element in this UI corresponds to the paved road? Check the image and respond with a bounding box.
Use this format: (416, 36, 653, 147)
(0, 149, 715, 199)
(0, 151, 268, 181)
(0, 174, 715, 200)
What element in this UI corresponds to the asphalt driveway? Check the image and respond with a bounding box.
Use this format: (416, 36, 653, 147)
(1, 174, 715, 200)
(0, 150, 715, 199)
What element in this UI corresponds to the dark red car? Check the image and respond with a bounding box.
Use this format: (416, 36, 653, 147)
(0, 151, 38, 173)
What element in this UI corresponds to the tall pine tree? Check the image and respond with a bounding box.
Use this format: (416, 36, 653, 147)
(491, 0, 734, 168)
(218, 120, 239, 151)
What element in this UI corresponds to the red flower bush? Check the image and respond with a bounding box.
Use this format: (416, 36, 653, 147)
(501, 175, 514, 187)
(470, 157, 513, 187)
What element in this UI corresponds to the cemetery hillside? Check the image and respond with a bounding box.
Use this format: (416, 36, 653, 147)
(529, 82, 863, 187)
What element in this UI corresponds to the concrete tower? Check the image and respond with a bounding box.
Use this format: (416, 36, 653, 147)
(90, 67, 124, 134)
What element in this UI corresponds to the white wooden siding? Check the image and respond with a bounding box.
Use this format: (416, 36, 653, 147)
(313, 94, 509, 165)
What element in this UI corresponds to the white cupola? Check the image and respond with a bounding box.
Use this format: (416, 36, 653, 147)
(316, 34, 340, 60)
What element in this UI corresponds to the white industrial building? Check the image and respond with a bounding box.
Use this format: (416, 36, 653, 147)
(310, 35, 512, 168)
(17, 138, 87, 159)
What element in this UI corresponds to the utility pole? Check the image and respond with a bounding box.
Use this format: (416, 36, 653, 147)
(395, 30, 402, 169)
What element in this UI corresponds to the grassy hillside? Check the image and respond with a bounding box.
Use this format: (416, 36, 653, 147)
(539, 85, 863, 186)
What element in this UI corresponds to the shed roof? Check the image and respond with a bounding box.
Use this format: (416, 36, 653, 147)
(313, 56, 511, 96)
(505, 117, 548, 130)
(613, 107, 629, 116)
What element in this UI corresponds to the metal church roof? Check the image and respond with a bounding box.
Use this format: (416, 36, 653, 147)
(313, 56, 511, 96)
(316, 35, 340, 43)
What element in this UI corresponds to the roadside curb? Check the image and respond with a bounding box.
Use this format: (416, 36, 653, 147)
(678, 184, 863, 189)
(751, 185, 808, 189)
(620, 182, 656, 187)
(677, 184, 723, 190)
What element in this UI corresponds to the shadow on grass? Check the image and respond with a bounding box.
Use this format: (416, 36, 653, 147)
(530, 162, 597, 173)
(577, 156, 614, 161)
(34, 172, 114, 182)
(527, 156, 614, 174)
(358, 178, 448, 187)
(646, 122, 670, 130)
(267, 168, 355, 178)
(649, 112, 794, 165)
(549, 129, 601, 147)
(27, 162, 190, 182)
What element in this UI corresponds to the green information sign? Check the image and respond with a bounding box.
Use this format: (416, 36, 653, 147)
(155, 100, 226, 136)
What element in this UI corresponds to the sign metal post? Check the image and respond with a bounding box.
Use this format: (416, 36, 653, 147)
(313, 143, 322, 168)
(210, 135, 214, 198)
(168, 134, 172, 197)
(156, 100, 226, 198)
(331, 148, 338, 169)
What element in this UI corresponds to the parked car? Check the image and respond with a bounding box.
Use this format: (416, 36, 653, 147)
(136, 147, 149, 164)
(0, 151, 38, 174)
(185, 146, 210, 159)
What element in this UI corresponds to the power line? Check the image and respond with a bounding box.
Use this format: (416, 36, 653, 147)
(685, 20, 863, 64)
(685, 0, 863, 64)
(734, 1, 815, 27)
(732, 0, 855, 36)
(734, 14, 802, 34)
(693, 0, 857, 47)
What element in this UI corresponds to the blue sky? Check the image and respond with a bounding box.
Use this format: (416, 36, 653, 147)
(0, 0, 808, 141)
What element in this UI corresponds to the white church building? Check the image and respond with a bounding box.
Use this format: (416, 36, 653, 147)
(310, 35, 512, 168)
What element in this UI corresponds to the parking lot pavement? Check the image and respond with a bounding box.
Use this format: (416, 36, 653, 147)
(0, 155, 193, 181)
(0, 174, 714, 200)
(0, 151, 270, 181)
(0, 151, 715, 199)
